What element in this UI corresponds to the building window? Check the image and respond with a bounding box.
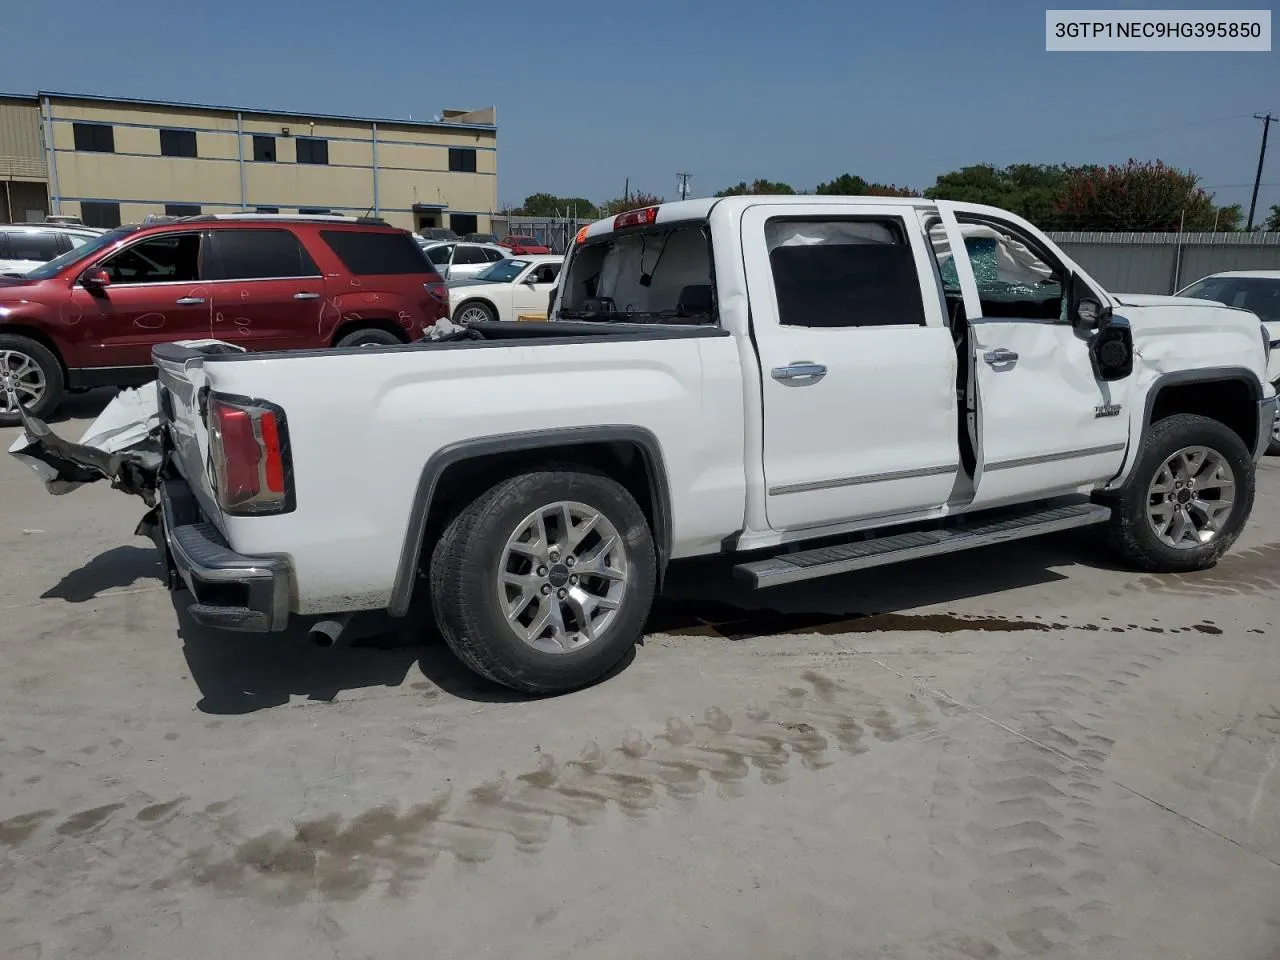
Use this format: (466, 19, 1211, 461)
(255, 206, 280, 214)
(450, 213, 479, 236)
(252, 135, 276, 162)
(164, 204, 202, 218)
(299, 208, 331, 215)
(73, 123, 115, 153)
(295, 138, 329, 165)
(159, 129, 198, 158)
(80, 201, 121, 229)
(448, 148, 477, 173)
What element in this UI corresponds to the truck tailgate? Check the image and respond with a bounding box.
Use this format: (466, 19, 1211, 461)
(153, 341, 243, 534)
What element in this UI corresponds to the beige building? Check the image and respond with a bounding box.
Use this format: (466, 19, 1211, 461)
(0, 91, 498, 234)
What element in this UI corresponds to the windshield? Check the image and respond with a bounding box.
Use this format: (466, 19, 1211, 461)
(557, 222, 715, 323)
(473, 259, 530, 283)
(1176, 277, 1233, 301)
(23, 227, 134, 280)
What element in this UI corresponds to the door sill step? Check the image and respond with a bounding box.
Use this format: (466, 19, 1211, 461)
(735, 501, 1111, 589)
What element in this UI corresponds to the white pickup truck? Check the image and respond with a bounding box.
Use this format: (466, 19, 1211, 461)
(139, 196, 1274, 693)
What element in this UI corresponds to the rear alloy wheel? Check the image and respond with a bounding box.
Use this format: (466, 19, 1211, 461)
(429, 469, 656, 693)
(0, 334, 65, 427)
(454, 301, 496, 325)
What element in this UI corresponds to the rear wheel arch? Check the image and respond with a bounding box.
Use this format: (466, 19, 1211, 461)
(388, 427, 673, 617)
(329, 316, 410, 347)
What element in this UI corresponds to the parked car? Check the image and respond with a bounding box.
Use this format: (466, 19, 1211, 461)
(461, 232, 499, 244)
(122, 195, 1271, 695)
(0, 214, 448, 426)
(421, 241, 510, 281)
(416, 227, 458, 242)
(447, 255, 563, 323)
(497, 235, 552, 255)
(1176, 270, 1280, 453)
(0, 224, 104, 278)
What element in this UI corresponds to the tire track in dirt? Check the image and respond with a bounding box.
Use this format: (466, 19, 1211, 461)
(918, 630, 1200, 959)
(0, 668, 943, 906)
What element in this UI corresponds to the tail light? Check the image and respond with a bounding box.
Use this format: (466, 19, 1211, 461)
(613, 206, 659, 230)
(207, 395, 293, 515)
(424, 280, 448, 300)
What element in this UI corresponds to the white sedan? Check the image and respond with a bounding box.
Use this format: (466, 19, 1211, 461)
(447, 255, 563, 323)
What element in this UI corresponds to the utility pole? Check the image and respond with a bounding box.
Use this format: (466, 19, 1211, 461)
(1247, 112, 1273, 231)
(676, 172, 691, 201)
(623, 178, 629, 204)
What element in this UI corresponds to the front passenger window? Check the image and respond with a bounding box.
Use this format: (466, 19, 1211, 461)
(933, 220, 1064, 321)
(100, 233, 201, 284)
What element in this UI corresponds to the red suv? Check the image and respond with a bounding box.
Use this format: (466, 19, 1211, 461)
(0, 215, 448, 425)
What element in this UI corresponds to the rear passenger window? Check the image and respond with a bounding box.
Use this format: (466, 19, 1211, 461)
(454, 246, 487, 265)
(766, 219, 925, 328)
(210, 229, 318, 280)
(484, 247, 505, 262)
(322, 231, 433, 275)
(2, 231, 62, 262)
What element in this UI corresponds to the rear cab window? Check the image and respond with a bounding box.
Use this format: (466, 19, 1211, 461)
(558, 220, 716, 323)
(321, 229, 436, 275)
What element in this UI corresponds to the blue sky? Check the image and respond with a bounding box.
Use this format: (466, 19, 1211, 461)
(3, 0, 1277, 218)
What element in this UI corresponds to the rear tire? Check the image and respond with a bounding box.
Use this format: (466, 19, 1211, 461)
(334, 327, 403, 349)
(0, 334, 64, 427)
(429, 468, 656, 694)
(1106, 413, 1254, 573)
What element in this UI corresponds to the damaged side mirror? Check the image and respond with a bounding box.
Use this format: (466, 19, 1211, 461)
(79, 267, 111, 293)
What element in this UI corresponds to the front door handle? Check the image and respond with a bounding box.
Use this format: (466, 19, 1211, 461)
(771, 362, 827, 384)
(175, 296, 205, 305)
(983, 348, 1018, 365)
(293, 292, 320, 300)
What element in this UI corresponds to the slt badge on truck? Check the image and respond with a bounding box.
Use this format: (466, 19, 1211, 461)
(1094, 403, 1123, 418)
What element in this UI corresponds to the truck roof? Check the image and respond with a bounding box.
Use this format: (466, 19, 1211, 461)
(578, 195, 1038, 244)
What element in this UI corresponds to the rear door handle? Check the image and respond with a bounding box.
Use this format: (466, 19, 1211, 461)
(771, 362, 827, 384)
(174, 297, 205, 305)
(293, 292, 320, 300)
(983, 348, 1018, 365)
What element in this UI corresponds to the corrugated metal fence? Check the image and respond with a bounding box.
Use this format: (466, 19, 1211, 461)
(1047, 231, 1280, 294)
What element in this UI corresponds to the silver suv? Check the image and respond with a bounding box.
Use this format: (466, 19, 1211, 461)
(0, 224, 105, 277)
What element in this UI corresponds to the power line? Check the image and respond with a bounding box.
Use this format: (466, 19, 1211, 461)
(1247, 112, 1274, 230)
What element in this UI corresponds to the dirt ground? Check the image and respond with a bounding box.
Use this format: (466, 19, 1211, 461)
(2, 394, 1278, 960)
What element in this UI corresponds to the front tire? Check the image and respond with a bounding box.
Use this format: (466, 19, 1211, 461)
(453, 300, 497, 325)
(1106, 413, 1254, 573)
(429, 468, 656, 694)
(0, 334, 64, 427)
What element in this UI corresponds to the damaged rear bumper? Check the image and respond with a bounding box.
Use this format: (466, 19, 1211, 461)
(161, 477, 292, 632)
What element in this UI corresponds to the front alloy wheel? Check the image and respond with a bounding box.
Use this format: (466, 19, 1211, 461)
(1145, 445, 1236, 548)
(0, 349, 46, 416)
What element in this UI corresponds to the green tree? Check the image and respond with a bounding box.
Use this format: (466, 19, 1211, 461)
(815, 173, 915, 197)
(515, 193, 599, 218)
(1263, 203, 1280, 232)
(925, 163, 1075, 226)
(599, 192, 664, 217)
(715, 179, 795, 197)
(1213, 203, 1243, 232)
(1053, 160, 1220, 232)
